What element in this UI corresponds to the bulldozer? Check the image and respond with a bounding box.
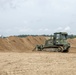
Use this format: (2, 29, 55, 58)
(34, 32, 70, 52)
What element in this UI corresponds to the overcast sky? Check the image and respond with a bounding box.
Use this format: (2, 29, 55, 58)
(0, 0, 76, 36)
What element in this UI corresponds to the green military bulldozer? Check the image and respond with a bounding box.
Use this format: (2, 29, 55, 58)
(34, 32, 70, 52)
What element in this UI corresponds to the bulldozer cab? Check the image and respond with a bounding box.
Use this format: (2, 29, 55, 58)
(53, 32, 68, 45)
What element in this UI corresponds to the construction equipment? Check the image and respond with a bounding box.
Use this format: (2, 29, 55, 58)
(34, 32, 70, 52)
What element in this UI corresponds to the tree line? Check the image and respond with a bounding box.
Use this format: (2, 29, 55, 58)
(16, 34, 76, 39)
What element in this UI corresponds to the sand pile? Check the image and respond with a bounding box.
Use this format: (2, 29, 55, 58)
(68, 38, 76, 47)
(0, 36, 76, 52)
(67, 38, 76, 53)
(0, 36, 46, 52)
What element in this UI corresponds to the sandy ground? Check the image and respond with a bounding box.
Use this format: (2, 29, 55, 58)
(0, 52, 76, 75)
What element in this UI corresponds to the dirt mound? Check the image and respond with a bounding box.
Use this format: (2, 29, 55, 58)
(0, 36, 46, 52)
(0, 36, 76, 53)
(68, 38, 76, 47)
(67, 38, 76, 53)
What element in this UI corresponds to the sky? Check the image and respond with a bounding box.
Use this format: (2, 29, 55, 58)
(0, 0, 76, 36)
